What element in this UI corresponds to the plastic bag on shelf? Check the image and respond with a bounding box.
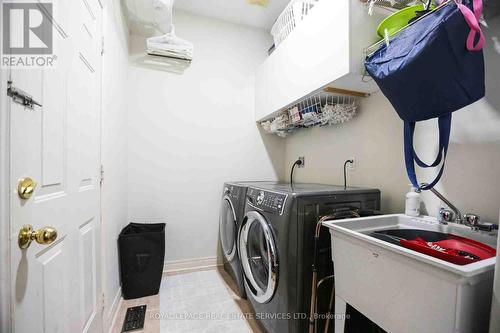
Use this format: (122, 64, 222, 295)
(322, 104, 357, 125)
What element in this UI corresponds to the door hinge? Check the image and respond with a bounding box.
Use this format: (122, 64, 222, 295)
(101, 37, 104, 56)
(101, 292, 106, 311)
(7, 80, 42, 109)
(100, 165, 104, 185)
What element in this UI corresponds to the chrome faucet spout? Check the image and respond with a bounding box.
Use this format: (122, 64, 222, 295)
(422, 183, 463, 224)
(421, 184, 494, 231)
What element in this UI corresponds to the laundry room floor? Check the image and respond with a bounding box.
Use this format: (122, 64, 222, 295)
(111, 268, 263, 333)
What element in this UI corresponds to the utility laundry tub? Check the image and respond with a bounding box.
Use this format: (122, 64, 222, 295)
(323, 214, 497, 333)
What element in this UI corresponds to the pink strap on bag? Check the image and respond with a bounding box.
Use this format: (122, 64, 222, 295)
(455, 0, 485, 51)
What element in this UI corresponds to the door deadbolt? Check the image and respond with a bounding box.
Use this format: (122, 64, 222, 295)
(17, 177, 37, 199)
(18, 225, 58, 249)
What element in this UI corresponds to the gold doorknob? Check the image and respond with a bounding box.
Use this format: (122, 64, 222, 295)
(18, 225, 58, 249)
(17, 177, 37, 200)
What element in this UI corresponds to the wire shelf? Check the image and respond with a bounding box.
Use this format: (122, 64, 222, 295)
(271, 0, 319, 47)
(260, 90, 359, 137)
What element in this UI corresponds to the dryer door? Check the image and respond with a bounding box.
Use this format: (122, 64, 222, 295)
(220, 196, 237, 261)
(239, 211, 278, 304)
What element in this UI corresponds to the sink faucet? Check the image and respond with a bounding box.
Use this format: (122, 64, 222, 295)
(424, 183, 498, 232)
(423, 184, 463, 224)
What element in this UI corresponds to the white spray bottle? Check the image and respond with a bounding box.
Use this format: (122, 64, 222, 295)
(405, 186, 421, 217)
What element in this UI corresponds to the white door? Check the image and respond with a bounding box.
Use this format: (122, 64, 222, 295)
(8, 0, 103, 332)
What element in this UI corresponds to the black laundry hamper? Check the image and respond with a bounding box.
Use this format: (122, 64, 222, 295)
(118, 222, 166, 299)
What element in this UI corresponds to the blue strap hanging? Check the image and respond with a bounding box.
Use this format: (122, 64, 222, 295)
(404, 114, 452, 190)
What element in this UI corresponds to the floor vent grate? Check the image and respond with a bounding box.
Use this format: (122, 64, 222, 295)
(121, 305, 147, 332)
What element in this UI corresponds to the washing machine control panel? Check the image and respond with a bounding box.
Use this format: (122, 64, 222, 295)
(247, 188, 287, 215)
(224, 185, 241, 200)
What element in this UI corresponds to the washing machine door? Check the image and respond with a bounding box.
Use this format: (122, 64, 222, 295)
(239, 211, 278, 304)
(220, 196, 237, 261)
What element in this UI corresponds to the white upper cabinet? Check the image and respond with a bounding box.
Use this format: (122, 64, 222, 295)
(255, 0, 384, 121)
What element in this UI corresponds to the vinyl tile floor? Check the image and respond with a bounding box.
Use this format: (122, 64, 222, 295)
(111, 267, 263, 333)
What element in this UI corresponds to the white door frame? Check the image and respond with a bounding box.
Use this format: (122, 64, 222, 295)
(0, 81, 12, 333)
(0, 2, 12, 329)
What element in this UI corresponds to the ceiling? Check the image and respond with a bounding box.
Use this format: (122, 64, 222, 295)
(174, 0, 290, 30)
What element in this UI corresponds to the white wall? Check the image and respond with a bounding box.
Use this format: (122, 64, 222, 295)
(126, 11, 285, 263)
(488, 14, 500, 332)
(284, 92, 409, 214)
(284, 18, 500, 223)
(101, 0, 129, 329)
(491, 219, 500, 332)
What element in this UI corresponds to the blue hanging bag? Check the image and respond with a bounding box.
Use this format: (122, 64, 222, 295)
(365, 0, 486, 190)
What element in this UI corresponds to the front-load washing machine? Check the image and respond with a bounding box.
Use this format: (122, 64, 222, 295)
(219, 182, 248, 298)
(219, 182, 277, 299)
(238, 183, 381, 333)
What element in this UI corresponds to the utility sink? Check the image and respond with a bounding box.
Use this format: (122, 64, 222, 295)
(323, 214, 498, 333)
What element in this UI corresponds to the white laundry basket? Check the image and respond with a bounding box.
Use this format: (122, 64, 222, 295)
(271, 0, 319, 46)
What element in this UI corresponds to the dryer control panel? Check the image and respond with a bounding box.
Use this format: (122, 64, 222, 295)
(247, 188, 287, 215)
(224, 185, 241, 200)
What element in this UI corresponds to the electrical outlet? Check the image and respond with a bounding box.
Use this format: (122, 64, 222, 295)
(348, 157, 356, 170)
(298, 156, 305, 168)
